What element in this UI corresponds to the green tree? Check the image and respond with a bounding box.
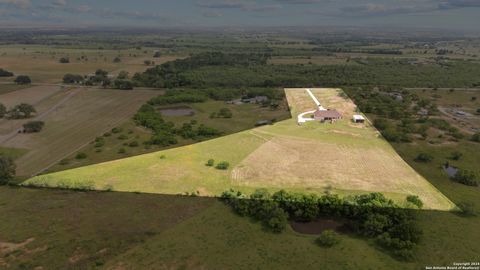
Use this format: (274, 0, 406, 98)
(63, 74, 84, 84)
(8, 103, 36, 119)
(59, 57, 70, 63)
(266, 207, 288, 233)
(206, 159, 215, 167)
(75, 152, 87, 159)
(415, 153, 433, 163)
(406, 195, 423, 209)
(452, 170, 478, 186)
(14, 75, 31, 84)
(23, 121, 45, 133)
(316, 230, 340, 247)
(0, 68, 14, 77)
(215, 161, 230, 170)
(117, 71, 129, 79)
(0, 155, 16, 185)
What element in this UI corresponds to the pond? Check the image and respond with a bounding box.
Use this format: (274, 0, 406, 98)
(159, 106, 196, 116)
(290, 218, 347, 235)
(443, 165, 458, 178)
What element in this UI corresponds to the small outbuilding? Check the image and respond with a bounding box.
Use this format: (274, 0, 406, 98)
(352, 115, 365, 123)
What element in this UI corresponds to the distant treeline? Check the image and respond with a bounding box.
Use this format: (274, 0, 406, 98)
(132, 52, 480, 89)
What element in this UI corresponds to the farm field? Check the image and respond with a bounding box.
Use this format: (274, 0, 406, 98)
(25, 88, 455, 210)
(46, 99, 290, 173)
(0, 45, 180, 83)
(1, 87, 159, 176)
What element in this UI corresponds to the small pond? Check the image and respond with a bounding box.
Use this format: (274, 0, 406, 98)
(290, 218, 347, 235)
(443, 165, 458, 178)
(159, 106, 196, 116)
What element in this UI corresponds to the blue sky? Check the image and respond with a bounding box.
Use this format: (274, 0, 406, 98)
(0, 0, 479, 31)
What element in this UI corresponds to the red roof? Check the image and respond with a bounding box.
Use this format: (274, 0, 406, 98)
(314, 109, 342, 119)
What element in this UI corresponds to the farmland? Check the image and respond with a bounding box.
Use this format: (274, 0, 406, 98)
(1, 29, 479, 269)
(0, 45, 180, 84)
(0, 85, 158, 176)
(25, 88, 454, 210)
(46, 99, 290, 173)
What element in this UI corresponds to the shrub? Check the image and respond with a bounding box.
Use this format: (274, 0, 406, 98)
(75, 152, 87, 159)
(457, 202, 476, 216)
(118, 148, 126, 154)
(316, 230, 340, 248)
(63, 74, 83, 84)
(111, 127, 123, 134)
(0, 68, 14, 77)
(216, 161, 230, 170)
(118, 134, 128, 140)
(452, 170, 478, 186)
(59, 57, 70, 63)
(414, 153, 433, 163)
(59, 159, 70, 165)
(128, 141, 139, 147)
(406, 195, 423, 209)
(0, 155, 16, 185)
(8, 103, 36, 119)
(103, 132, 112, 137)
(14, 75, 31, 84)
(206, 159, 215, 167)
(449, 151, 463, 161)
(265, 207, 288, 233)
(472, 133, 480, 142)
(23, 121, 44, 133)
(159, 155, 166, 159)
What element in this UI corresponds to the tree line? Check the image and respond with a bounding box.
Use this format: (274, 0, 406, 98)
(221, 189, 423, 261)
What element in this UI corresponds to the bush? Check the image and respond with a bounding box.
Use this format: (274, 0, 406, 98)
(111, 127, 123, 133)
(206, 159, 215, 167)
(406, 195, 423, 209)
(265, 207, 288, 233)
(0, 155, 16, 185)
(75, 152, 87, 159)
(129, 141, 139, 147)
(414, 153, 433, 163)
(113, 79, 134, 90)
(0, 68, 14, 77)
(8, 103, 36, 119)
(316, 230, 340, 247)
(23, 121, 44, 133)
(14, 75, 31, 84)
(472, 133, 480, 142)
(63, 74, 83, 84)
(457, 202, 476, 216)
(216, 161, 230, 170)
(118, 148, 126, 154)
(449, 151, 463, 161)
(452, 170, 478, 186)
(59, 57, 70, 63)
(118, 134, 128, 140)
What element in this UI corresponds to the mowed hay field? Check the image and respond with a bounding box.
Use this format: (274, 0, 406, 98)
(25, 88, 455, 210)
(1, 86, 159, 176)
